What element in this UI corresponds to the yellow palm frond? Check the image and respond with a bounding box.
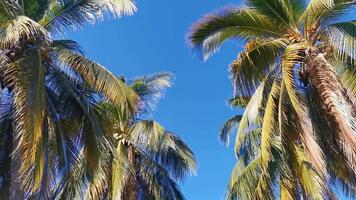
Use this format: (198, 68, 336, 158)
(230, 38, 287, 99)
(9, 48, 46, 192)
(55, 50, 139, 117)
(0, 16, 49, 49)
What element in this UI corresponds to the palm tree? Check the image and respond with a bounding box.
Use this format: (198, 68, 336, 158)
(0, 0, 138, 199)
(94, 73, 196, 200)
(189, 0, 356, 199)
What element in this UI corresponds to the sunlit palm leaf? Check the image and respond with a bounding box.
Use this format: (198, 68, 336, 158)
(227, 157, 262, 200)
(110, 140, 133, 200)
(325, 21, 356, 65)
(130, 120, 196, 180)
(0, 16, 49, 49)
(229, 38, 286, 98)
(7, 47, 46, 193)
(188, 7, 282, 60)
(246, 0, 297, 26)
(53, 48, 138, 117)
(39, 0, 137, 33)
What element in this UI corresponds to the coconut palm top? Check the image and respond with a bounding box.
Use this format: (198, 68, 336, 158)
(189, 0, 356, 199)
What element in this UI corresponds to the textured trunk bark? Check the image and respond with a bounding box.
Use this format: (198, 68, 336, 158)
(304, 48, 356, 168)
(126, 145, 137, 200)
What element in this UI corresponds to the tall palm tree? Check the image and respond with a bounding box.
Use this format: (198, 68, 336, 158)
(189, 0, 356, 199)
(94, 73, 196, 200)
(0, 0, 138, 199)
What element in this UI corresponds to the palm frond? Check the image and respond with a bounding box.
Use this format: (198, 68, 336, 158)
(0, 16, 49, 49)
(6, 47, 46, 193)
(23, 0, 51, 22)
(188, 7, 282, 60)
(230, 38, 286, 98)
(110, 140, 133, 200)
(219, 114, 242, 146)
(130, 72, 173, 112)
(305, 48, 356, 170)
(136, 148, 185, 200)
(130, 120, 196, 180)
(0, 0, 16, 25)
(39, 0, 137, 33)
(246, 0, 298, 26)
(260, 78, 280, 168)
(294, 144, 325, 199)
(228, 96, 251, 107)
(53, 48, 138, 118)
(226, 157, 262, 200)
(281, 43, 308, 112)
(325, 21, 356, 65)
(234, 80, 265, 156)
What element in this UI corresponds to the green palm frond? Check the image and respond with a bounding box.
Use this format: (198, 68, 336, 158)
(325, 21, 356, 65)
(0, 1, 22, 19)
(229, 38, 286, 98)
(260, 78, 280, 168)
(130, 72, 173, 111)
(234, 80, 265, 156)
(294, 144, 325, 199)
(52, 68, 115, 174)
(130, 120, 196, 180)
(7, 47, 46, 193)
(23, 0, 51, 22)
(228, 96, 251, 107)
(338, 64, 356, 95)
(188, 7, 282, 60)
(110, 140, 133, 200)
(246, 0, 298, 26)
(53, 48, 138, 117)
(219, 114, 242, 146)
(136, 149, 185, 200)
(281, 43, 308, 112)
(0, 16, 49, 49)
(226, 157, 262, 200)
(0, 0, 16, 25)
(302, 0, 356, 29)
(302, 0, 335, 20)
(39, 0, 136, 33)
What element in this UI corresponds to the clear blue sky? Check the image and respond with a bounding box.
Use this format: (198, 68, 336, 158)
(68, 1, 243, 199)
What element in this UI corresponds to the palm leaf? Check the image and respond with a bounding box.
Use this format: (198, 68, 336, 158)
(53, 48, 138, 118)
(0, 16, 49, 49)
(188, 7, 282, 60)
(226, 157, 262, 200)
(39, 0, 137, 33)
(246, 0, 297, 26)
(130, 72, 173, 112)
(110, 140, 133, 200)
(129, 120, 196, 180)
(229, 38, 286, 98)
(325, 21, 356, 65)
(23, 0, 51, 21)
(219, 114, 243, 146)
(7, 47, 46, 193)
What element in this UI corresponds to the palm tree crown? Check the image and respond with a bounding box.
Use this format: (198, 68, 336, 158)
(189, 0, 356, 199)
(0, 0, 139, 199)
(96, 73, 196, 200)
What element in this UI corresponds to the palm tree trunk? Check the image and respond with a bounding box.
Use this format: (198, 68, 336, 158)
(127, 145, 138, 200)
(304, 48, 356, 168)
